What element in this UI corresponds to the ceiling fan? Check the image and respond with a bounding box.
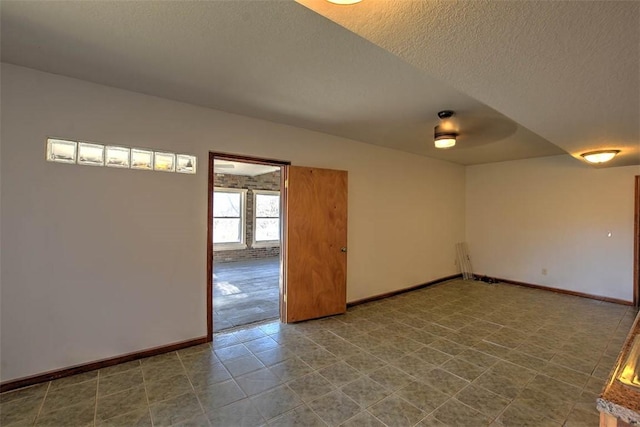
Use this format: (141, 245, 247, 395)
(434, 110, 458, 149)
(433, 110, 518, 149)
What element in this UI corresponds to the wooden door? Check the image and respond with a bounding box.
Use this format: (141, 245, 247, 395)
(283, 166, 348, 322)
(634, 175, 639, 307)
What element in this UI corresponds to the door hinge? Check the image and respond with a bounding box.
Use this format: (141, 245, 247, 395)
(284, 179, 288, 189)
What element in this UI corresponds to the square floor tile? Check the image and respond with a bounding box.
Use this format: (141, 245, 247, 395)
(340, 376, 391, 408)
(419, 368, 469, 396)
(340, 410, 386, 427)
(235, 367, 282, 396)
(368, 394, 425, 427)
(1, 396, 44, 426)
(197, 379, 246, 411)
(223, 354, 265, 377)
(95, 408, 152, 427)
(318, 361, 362, 387)
(98, 369, 144, 397)
(96, 385, 147, 422)
(395, 380, 449, 413)
(250, 385, 302, 421)
(454, 384, 510, 419)
(268, 405, 326, 427)
(287, 372, 334, 402)
(145, 374, 192, 404)
(367, 366, 414, 391)
(36, 400, 96, 427)
(149, 392, 202, 427)
(215, 344, 252, 362)
(42, 379, 97, 414)
(307, 390, 361, 426)
(270, 357, 314, 382)
(206, 399, 264, 427)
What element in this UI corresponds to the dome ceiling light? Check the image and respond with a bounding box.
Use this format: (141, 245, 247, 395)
(326, 0, 362, 4)
(581, 150, 620, 164)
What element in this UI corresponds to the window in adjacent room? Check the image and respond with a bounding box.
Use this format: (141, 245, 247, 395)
(253, 190, 280, 247)
(213, 188, 247, 250)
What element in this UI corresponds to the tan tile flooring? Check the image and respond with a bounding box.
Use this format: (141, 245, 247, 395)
(1, 279, 638, 426)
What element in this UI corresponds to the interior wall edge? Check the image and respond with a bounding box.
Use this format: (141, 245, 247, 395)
(482, 275, 634, 306)
(0, 336, 207, 393)
(346, 274, 462, 307)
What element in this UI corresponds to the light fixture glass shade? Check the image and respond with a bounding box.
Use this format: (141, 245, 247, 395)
(326, 0, 362, 4)
(434, 135, 456, 149)
(581, 150, 620, 164)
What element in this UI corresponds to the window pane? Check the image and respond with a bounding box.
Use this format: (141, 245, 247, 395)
(256, 218, 280, 241)
(256, 194, 279, 217)
(213, 192, 241, 217)
(213, 218, 241, 243)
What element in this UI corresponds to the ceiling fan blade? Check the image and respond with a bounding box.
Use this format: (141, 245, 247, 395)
(454, 115, 518, 148)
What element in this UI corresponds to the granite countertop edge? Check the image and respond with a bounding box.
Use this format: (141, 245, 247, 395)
(597, 397, 640, 425)
(598, 310, 640, 425)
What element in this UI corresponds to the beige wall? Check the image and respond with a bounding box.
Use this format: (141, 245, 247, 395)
(466, 155, 639, 302)
(0, 64, 465, 382)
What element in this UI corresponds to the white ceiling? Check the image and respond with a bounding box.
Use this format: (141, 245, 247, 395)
(300, 0, 640, 168)
(1, 1, 637, 167)
(214, 160, 280, 177)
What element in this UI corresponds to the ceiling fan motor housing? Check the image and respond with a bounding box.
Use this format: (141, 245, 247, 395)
(437, 110, 455, 119)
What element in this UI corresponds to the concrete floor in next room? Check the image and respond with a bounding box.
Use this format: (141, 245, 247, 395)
(213, 258, 280, 332)
(1, 279, 637, 427)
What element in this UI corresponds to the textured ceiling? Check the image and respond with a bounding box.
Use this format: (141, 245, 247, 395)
(1, 1, 635, 167)
(299, 0, 640, 168)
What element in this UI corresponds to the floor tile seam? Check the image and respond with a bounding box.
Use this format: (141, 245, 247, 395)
(489, 364, 566, 425)
(31, 380, 51, 426)
(176, 350, 238, 424)
(440, 395, 499, 426)
(591, 312, 629, 378)
(269, 402, 322, 426)
(253, 386, 305, 423)
(91, 372, 101, 427)
(305, 388, 360, 425)
(493, 393, 568, 426)
(141, 353, 174, 427)
(451, 382, 508, 420)
(284, 379, 335, 411)
(337, 409, 375, 427)
(313, 365, 357, 389)
(481, 389, 531, 426)
(561, 391, 593, 427)
(37, 379, 99, 420)
(541, 360, 598, 386)
(382, 389, 429, 417)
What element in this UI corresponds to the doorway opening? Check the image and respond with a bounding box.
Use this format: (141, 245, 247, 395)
(634, 175, 639, 307)
(207, 153, 289, 336)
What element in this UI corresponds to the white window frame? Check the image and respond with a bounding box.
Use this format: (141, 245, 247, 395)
(213, 187, 248, 251)
(252, 190, 281, 248)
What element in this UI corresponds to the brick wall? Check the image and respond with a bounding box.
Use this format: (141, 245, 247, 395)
(213, 170, 281, 263)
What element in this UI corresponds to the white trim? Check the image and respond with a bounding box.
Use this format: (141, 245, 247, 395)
(214, 242, 248, 251)
(252, 241, 280, 249)
(252, 189, 281, 247)
(213, 187, 247, 250)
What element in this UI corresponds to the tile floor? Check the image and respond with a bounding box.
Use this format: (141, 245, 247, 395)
(1, 279, 638, 426)
(213, 258, 280, 331)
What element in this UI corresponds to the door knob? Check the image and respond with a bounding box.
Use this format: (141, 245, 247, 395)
(341, 247, 347, 253)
